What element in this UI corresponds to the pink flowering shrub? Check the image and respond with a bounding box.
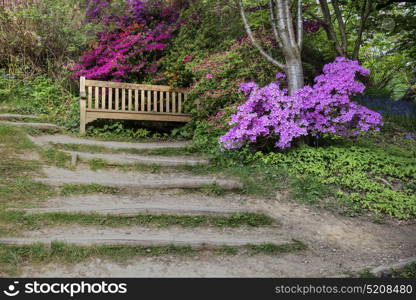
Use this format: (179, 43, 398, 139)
(72, 0, 184, 81)
(220, 57, 384, 150)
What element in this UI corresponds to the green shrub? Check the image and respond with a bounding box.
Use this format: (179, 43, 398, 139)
(0, 0, 95, 79)
(253, 139, 416, 219)
(0, 73, 79, 130)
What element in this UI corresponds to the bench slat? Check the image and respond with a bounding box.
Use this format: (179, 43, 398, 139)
(88, 86, 92, 109)
(172, 92, 176, 113)
(109, 88, 113, 110)
(128, 89, 132, 111)
(121, 89, 126, 111)
(166, 92, 170, 113)
(147, 90, 151, 112)
(178, 93, 182, 114)
(95, 87, 99, 109)
(153, 91, 157, 112)
(141, 90, 145, 112)
(160, 91, 164, 113)
(115, 88, 119, 111)
(102, 87, 106, 110)
(135, 89, 139, 112)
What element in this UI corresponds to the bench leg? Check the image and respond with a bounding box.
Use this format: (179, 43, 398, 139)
(80, 99, 86, 134)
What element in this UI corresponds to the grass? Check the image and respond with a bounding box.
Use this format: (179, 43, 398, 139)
(247, 240, 307, 255)
(200, 184, 227, 196)
(0, 211, 274, 232)
(180, 163, 289, 198)
(20, 126, 61, 136)
(0, 240, 306, 276)
(41, 148, 72, 168)
(81, 157, 163, 173)
(0, 125, 55, 204)
(290, 176, 334, 205)
(59, 184, 120, 196)
(357, 262, 416, 278)
(389, 263, 416, 278)
(0, 242, 196, 276)
(51, 142, 197, 157)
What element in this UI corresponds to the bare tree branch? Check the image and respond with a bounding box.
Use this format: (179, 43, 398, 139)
(318, 0, 345, 57)
(306, 11, 324, 23)
(297, 0, 303, 49)
(269, 0, 283, 49)
(352, 0, 373, 60)
(283, 0, 297, 49)
(331, 0, 347, 54)
(238, 0, 286, 69)
(275, 0, 292, 50)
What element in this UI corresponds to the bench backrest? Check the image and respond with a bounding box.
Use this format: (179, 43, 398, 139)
(80, 77, 189, 114)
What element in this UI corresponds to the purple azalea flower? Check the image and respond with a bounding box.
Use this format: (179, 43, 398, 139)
(220, 58, 383, 150)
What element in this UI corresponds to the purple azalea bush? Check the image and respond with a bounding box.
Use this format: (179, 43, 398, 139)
(220, 57, 383, 150)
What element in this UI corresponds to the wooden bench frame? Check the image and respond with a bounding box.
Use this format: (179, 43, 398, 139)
(79, 77, 194, 134)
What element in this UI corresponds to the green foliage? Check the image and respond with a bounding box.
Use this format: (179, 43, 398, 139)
(389, 263, 416, 278)
(158, 0, 245, 87)
(0, 0, 95, 78)
(189, 115, 416, 220)
(186, 36, 276, 119)
(0, 73, 79, 130)
(253, 136, 416, 219)
(361, 34, 413, 99)
(0, 125, 55, 204)
(85, 122, 178, 142)
(290, 176, 333, 205)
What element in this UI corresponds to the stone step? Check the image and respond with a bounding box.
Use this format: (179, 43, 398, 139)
(0, 226, 288, 249)
(0, 113, 37, 120)
(0, 236, 281, 249)
(25, 193, 249, 214)
(64, 150, 208, 167)
(15, 204, 262, 217)
(0, 121, 63, 131)
(34, 167, 242, 190)
(28, 134, 189, 150)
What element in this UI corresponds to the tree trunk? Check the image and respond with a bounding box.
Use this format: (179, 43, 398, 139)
(239, 0, 304, 95)
(286, 57, 304, 94)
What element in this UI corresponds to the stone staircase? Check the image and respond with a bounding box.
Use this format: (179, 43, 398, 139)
(2, 113, 416, 277)
(0, 115, 308, 276)
(0, 113, 64, 131)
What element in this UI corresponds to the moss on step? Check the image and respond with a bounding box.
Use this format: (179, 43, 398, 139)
(59, 184, 121, 197)
(51, 142, 198, 157)
(1, 211, 274, 232)
(0, 240, 307, 276)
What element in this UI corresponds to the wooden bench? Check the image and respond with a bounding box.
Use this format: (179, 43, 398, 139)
(79, 77, 193, 134)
